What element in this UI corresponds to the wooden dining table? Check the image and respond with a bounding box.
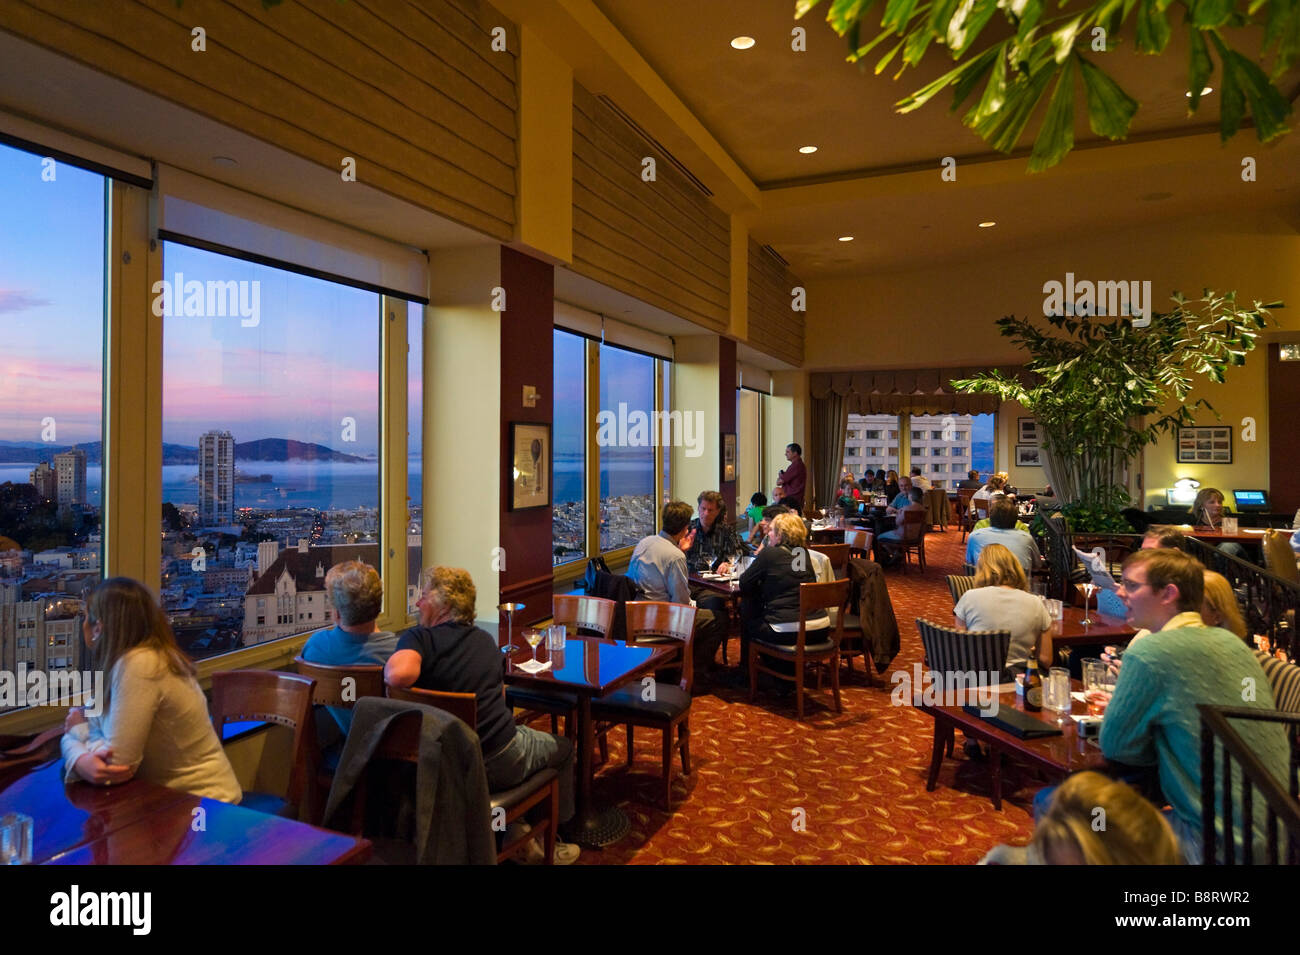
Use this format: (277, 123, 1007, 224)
(0, 759, 370, 865)
(1050, 606, 1137, 649)
(501, 634, 674, 848)
(1187, 525, 1271, 545)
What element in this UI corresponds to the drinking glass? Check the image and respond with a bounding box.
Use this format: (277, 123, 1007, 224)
(498, 602, 524, 654)
(547, 623, 567, 650)
(1082, 658, 1105, 692)
(1046, 598, 1064, 623)
(524, 628, 545, 664)
(1045, 668, 1072, 724)
(1222, 516, 1239, 535)
(0, 812, 33, 865)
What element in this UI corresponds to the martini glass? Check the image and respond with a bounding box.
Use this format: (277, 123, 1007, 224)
(1080, 583, 1097, 627)
(525, 628, 545, 664)
(498, 602, 524, 654)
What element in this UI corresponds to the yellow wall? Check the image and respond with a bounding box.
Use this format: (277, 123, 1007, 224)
(671, 336, 721, 505)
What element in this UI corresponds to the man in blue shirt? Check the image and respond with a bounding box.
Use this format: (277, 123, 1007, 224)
(965, 498, 1041, 573)
(301, 560, 397, 733)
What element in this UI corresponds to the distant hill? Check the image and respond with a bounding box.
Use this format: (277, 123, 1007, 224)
(971, 440, 995, 472)
(0, 439, 366, 465)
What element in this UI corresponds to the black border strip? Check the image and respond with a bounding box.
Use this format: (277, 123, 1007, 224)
(0, 130, 153, 190)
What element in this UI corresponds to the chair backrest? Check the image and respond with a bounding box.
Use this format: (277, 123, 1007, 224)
(1254, 650, 1300, 713)
(385, 684, 478, 729)
(899, 505, 926, 541)
(624, 601, 696, 692)
(798, 579, 850, 648)
(974, 499, 990, 520)
(293, 656, 386, 708)
(553, 593, 616, 638)
(210, 670, 316, 811)
(809, 542, 849, 574)
(845, 529, 873, 556)
(1263, 530, 1300, 585)
(924, 487, 947, 525)
(946, 575, 976, 607)
(915, 618, 1012, 685)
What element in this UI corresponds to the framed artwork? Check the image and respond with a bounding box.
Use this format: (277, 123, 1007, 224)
(1015, 445, 1042, 467)
(1177, 426, 1232, 464)
(722, 432, 737, 482)
(509, 422, 551, 510)
(1017, 417, 1040, 444)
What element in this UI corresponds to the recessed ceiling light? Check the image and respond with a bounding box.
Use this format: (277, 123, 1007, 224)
(838, 235, 854, 242)
(978, 221, 996, 228)
(798, 145, 818, 154)
(211, 156, 239, 167)
(1185, 87, 1213, 97)
(730, 36, 755, 50)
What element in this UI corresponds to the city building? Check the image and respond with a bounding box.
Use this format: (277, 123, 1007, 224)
(842, 415, 901, 479)
(29, 461, 56, 502)
(53, 448, 86, 509)
(198, 430, 235, 526)
(843, 414, 977, 490)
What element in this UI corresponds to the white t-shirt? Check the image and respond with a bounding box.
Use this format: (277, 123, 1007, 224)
(954, 585, 1051, 672)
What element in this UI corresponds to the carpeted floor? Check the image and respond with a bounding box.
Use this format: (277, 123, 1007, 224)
(570, 526, 1044, 864)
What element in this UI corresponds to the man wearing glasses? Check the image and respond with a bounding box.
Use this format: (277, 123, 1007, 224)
(1099, 548, 1289, 862)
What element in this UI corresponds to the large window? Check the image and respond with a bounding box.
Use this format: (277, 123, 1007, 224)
(844, 414, 900, 478)
(160, 242, 381, 659)
(0, 143, 105, 714)
(598, 344, 655, 552)
(970, 413, 996, 476)
(552, 329, 586, 565)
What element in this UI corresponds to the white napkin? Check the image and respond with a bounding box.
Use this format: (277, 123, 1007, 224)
(514, 659, 552, 674)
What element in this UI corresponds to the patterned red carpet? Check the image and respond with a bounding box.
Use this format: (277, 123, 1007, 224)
(573, 528, 1043, 864)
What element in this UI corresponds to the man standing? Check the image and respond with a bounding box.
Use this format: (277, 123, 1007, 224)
(627, 501, 726, 681)
(776, 443, 807, 512)
(1101, 549, 1289, 862)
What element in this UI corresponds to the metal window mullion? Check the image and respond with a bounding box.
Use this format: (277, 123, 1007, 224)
(585, 337, 600, 559)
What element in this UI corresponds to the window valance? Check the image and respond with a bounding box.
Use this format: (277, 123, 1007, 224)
(809, 367, 1027, 415)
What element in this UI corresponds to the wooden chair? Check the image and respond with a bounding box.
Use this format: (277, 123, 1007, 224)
(845, 529, 873, 561)
(809, 542, 849, 579)
(385, 684, 559, 865)
(946, 575, 977, 607)
(210, 670, 317, 822)
(956, 489, 977, 541)
(1263, 529, 1300, 585)
(293, 657, 386, 810)
(591, 601, 696, 809)
(880, 506, 927, 572)
(750, 579, 849, 720)
(973, 499, 991, 523)
(923, 487, 949, 531)
(506, 594, 613, 737)
(915, 618, 1012, 809)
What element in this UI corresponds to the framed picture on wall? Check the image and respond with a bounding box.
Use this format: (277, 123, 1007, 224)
(1018, 417, 1040, 444)
(1176, 426, 1232, 464)
(1015, 445, 1042, 467)
(722, 432, 737, 483)
(509, 422, 551, 510)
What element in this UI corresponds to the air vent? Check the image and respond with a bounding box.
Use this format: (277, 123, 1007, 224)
(596, 94, 713, 198)
(761, 244, 789, 267)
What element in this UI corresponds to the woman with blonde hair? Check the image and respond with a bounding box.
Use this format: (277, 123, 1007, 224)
(61, 577, 241, 802)
(1201, 570, 1248, 641)
(737, 511, 827, 671)
(954, 543, 1052, 678)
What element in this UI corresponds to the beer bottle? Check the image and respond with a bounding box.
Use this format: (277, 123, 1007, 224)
(1023, 657, 1043, 711)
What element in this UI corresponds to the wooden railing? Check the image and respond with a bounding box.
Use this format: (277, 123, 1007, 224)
(1198, 705, 1300, 865)
(1185, 537, 1299, 662)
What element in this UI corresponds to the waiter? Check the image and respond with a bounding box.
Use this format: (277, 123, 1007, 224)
(775, 443, 807, 512)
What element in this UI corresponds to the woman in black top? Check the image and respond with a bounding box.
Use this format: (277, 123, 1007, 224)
(737, 513, 828, 669)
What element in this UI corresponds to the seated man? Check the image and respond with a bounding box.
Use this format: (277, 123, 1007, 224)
(385, 566, 579, 864)
(684, 490, 749, 575)
(972, 494, 1029, 531)
(966, 497, 1042, 574)
(877, 486, 925, 562)
(1100, 549, 1290, 862)
(885, 475, 915, 518)
(908, 466, 932, 493)
(957, 469, 983, 491)
(747, 503, 790, 554)
(626, 500, 726, 682)
(301, 560, 397, 734)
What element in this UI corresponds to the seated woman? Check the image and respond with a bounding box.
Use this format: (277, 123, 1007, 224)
(954, 543, 1052, 679)
(837, 475, 862, 507)
(1199, 570, 1248, 642)
(737, 512, 827, 671)
(981, 771, 1181, 864)
(385, 566, 579, 864)
(971, 473, 1007, 516)
(1190, 487, 1246, 558)
(61, 577, 241, 803)
(883, 470, 901, 502)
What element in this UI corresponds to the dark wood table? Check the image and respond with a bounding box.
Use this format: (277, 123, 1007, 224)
(1188, 526, 1270, 545)
(1, 760, 370, 865)
(1051, 606, 1137, 649)
(502, 635, 674, 847)
(918, 681, 1109, 809)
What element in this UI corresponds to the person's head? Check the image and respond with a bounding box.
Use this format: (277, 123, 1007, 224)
(1201, 570, 1247, 640)
(910, 466, 923, 478)
(785, 443, 802, 461)
(324, 560, 383, 627)
(908, 486, 923, 504)
(1030, 771, 1182, 865)
(886, 470, 898, 483)
(661, 500, 694, 539)
(756, 503, 789, 539)
(1141, 525, 1188, 551)
(840, 476, 855, 490)
(1191, 488, 1225, 523)
(858, 477, 871, 491)
(987, 474, 1007, 491)
(416, 566, 476, 628)
(697, 490, 726, 529)
(769, 512, 808, 549)
(974, 543, 1028, 590)
(750, 491, 767, 508)
(898, 475, 913, 494)
(968, 469, 980, 482)
(876, 469, 886, 481)
(83, 577, 195, 710)
(989, 497, 1019, 530)
(1119, 549, 1205, 631)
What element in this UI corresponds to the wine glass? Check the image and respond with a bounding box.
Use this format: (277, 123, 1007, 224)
(498, 602, 524, 654)
(524, 628, 545, 665)
(1080, 582, 1097, 626)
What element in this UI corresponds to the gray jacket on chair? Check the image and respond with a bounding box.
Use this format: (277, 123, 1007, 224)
(322, 696, 496, 865)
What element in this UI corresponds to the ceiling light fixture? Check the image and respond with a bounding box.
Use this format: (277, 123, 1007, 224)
(798, 145, 818, 154)
(838, 235, 854, 242)
(211, 156, 239, 167)
(730, 36, 756, 50)
(978, 221, 996, 228)
(1185, 87, 1213, 97)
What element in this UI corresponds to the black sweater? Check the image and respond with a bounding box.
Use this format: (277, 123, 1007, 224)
(738, 543, 818, 626)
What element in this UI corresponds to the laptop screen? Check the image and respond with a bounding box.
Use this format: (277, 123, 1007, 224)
(1233, 490, 1268, 510)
